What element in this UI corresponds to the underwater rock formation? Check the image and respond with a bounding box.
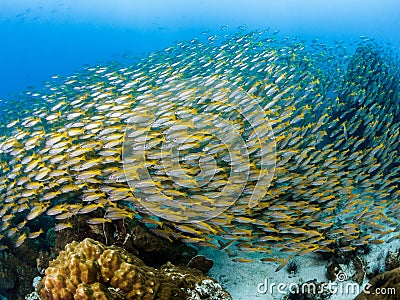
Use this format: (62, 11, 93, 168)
(0, 255, 16, 292)
(0, 249, 39, 299)
(385, 248, 400, 272)
(326, 262, 342, 281)
(56, 216, 197, 267)
(38, 238, 231, 300)
(352, 256, 365, 285)
(187, 255, 214, 274)
(355, 268, 400, 300)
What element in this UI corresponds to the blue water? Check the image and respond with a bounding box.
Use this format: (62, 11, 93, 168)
(0, 0, 399, 100)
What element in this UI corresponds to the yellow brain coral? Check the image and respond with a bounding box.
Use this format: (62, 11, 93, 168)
(39, 238, 231, 300)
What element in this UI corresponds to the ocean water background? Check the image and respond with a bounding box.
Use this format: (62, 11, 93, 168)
(0, 0, 399, 100)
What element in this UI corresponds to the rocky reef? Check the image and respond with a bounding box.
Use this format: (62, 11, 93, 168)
(0, 212, 213, 299)
(355, 267, 400, 300)
(0, 242, 40, 299)
(38, 238, 231, 300)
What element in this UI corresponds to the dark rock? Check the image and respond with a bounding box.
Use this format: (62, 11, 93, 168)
(187, 255, 214, 274)
(0, 255, 16, 290)
(287, 260, 298, 276)
(36, 251, 52, 275)
(0, 251, 39, 299)
(326, 262, 342, 281)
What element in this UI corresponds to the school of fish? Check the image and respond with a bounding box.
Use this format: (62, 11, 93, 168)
(0, 30, 399, 261)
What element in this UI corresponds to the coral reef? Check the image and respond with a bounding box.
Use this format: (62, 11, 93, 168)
(326, 254, 365, 285)
(52, 216, 197, 267)
(37, 250, 53, 275)
(127, 224, 197, 267)
(0, 29, 398, 300)
(355, 268, 400, 300)
(39, 238, 231, 300)
(34, 215, 198, 278)
(0, 249, 39, 299)
(385, 248, 400, 271)
(0, 255, 16, 291)
(0, 212, 200, 298)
